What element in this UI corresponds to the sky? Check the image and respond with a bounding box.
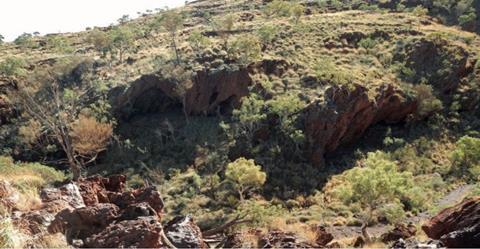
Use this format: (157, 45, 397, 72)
(0, 0, 185, 41)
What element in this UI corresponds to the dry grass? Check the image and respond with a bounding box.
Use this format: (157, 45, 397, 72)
(0, 219, 27, 249)
(267, 217, 323, 245)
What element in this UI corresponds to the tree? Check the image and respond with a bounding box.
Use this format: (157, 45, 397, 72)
(331, 152, 424, 225)
(110, 26, 134, 63)
(0, 57, 27, 77)
(264, 0, 292, 17)
(0, 34, 4, 44)
(214, 14, 236, 49)
(87, 29, 112, 58)
(225, 157, 267, 202)
(229, 34, 261, 64)
(451, 136, 480, 181)
(158, 10, 185, 64)
(14, 33, 35, 48)
(290, 2, 305, 23)
(118, 14, 130, 24)
(14, 67, 113, 180)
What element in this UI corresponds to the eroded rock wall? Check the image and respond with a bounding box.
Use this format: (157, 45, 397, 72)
(305, 84, 417, 166)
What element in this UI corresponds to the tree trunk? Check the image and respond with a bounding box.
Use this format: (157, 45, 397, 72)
(67, 154, 81, 180)
(182, 97, 189, 124)
(172, 35, 180, 65)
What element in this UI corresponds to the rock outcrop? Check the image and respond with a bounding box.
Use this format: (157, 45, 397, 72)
(422, 196, 480, 248)
(116, 66, 252, 119)
(381, 223, 417, 243)
(7, 175, 206, 248)
(164, 215, 207, 248)
(395, 37, 472, 93)
(305, 83, 417, 166)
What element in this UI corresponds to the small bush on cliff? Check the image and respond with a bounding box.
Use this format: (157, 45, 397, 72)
(451, 136, 480, 182)
(187, 31, 210, 57)
(225, 157, 267, 202)
(314, 57, 352, 86)
(47, 35, 74, 54)
(256, 25, 278, 47)
(413, 84, 443, 119)
(0, 57, 27, 77)
(229, 34, 261, 64)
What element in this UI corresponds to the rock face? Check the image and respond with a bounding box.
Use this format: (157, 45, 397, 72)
(305, 83, 417, 166)
(396, 37, 471, 93)
(422, 197, 480, 248)
(116, 66, 252, 119)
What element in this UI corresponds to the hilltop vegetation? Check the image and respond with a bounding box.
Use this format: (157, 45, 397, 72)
(0, 0, 479, 247)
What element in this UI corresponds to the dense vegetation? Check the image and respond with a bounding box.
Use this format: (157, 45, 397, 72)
(0, 0, 479, 247)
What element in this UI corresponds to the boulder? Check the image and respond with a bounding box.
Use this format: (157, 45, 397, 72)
(83, 217, 165, 248)
(305, 83, 417, 166)
(48, 203, 120, 241)
(422, 197, 480, 248)
(312, 225, 334, 247)
(381, 223, 417, 243)
(391, 238, 443, 249)
(164, 215, 207, 249)
(40, 183, 85, 209)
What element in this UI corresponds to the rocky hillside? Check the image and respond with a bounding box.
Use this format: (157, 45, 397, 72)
(1, 0, 480, 248)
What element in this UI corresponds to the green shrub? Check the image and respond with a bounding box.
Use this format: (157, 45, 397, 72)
(412, 6, 429, 16)
(47, 35, 74, 54)
(0, 57, 27, 77)
(451, 136, 480, 182)
(314, 57, 352, 85)
(256, 25, 278, 46)
(358, 37, 378, 50)
(229, 34, 261, 64)
(234, 199, 286, 227)
(458, 11, 477, 30)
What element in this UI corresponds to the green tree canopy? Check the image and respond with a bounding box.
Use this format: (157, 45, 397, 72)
(225, 157, 267, 201)
(451, 136, 480, 181)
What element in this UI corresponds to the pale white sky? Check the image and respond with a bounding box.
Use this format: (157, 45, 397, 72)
(0, 0, 185, 41)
